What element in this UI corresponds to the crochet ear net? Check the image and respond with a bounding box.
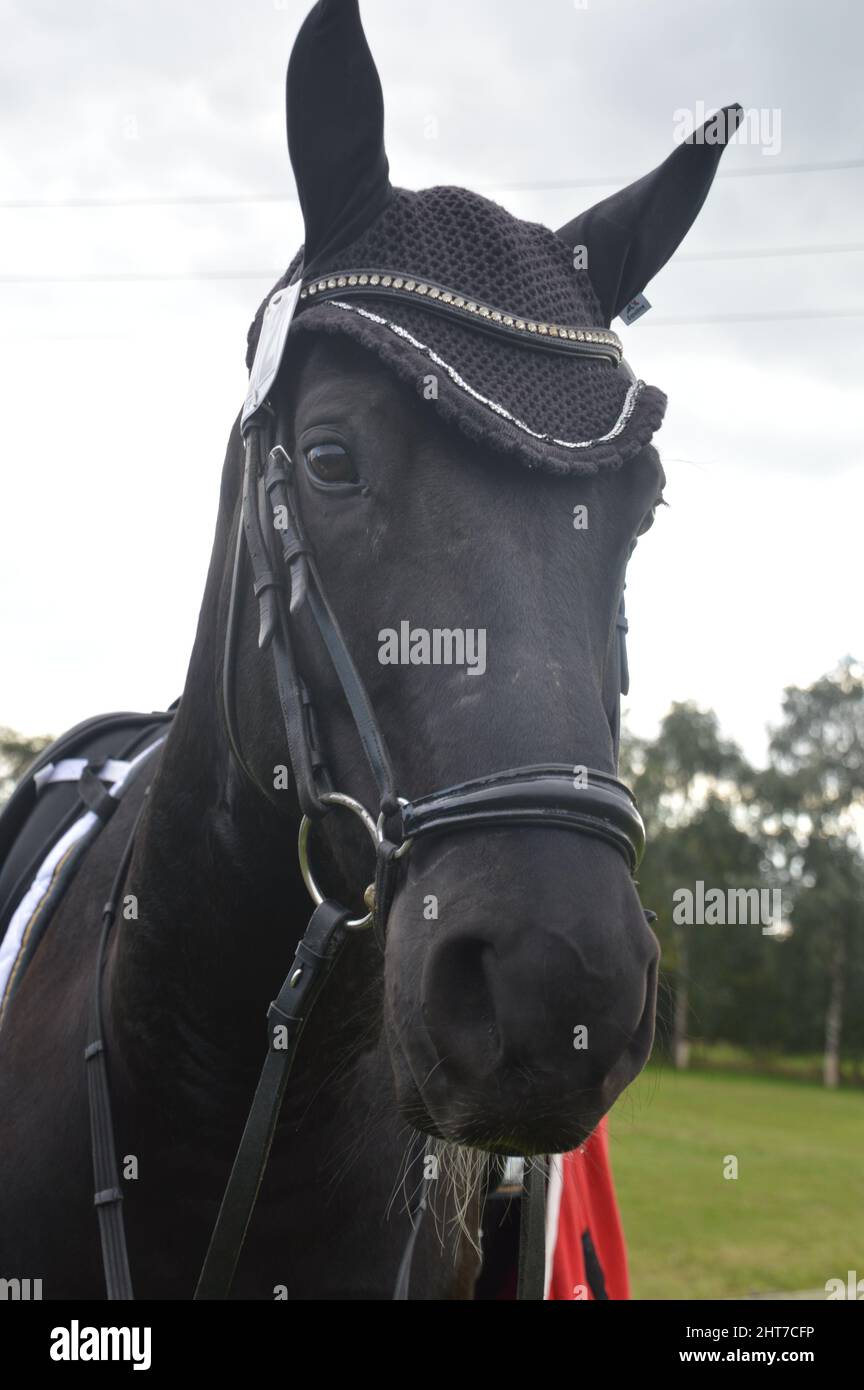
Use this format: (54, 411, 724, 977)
(556, 105, 743, 326)
(272, 3, 740, 475)
(285, 2, 739, 325)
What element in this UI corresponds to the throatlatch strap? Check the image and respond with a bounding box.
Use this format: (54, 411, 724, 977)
(194, 899, 352, 1300)
(517, 1158, 548, 1301)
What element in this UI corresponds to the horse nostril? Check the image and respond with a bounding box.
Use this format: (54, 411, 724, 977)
(622, 951, 659, 1076)
(423, 936, 499, 1077)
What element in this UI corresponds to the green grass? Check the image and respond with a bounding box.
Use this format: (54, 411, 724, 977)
(687, 1040, 864, 1086)
(608, 1066, 864, 1300)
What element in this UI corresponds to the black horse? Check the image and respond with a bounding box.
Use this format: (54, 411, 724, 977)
(0, 1, 738, 1299)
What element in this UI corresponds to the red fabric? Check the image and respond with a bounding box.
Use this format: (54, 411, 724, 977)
(547, 1117, 630, 1300)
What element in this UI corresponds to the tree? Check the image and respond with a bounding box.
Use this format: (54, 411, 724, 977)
(758, 658, 864, 1087)
(623, 703, 756, 1069)
(623, 663, 864, 1084)
(0, 727, 53, 805)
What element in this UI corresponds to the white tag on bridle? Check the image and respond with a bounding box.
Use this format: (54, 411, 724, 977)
(241, 276, 303, 432)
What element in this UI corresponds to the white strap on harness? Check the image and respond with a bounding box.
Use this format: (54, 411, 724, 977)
(0, 738, 165, 1028)
(33, 758, 132, 793)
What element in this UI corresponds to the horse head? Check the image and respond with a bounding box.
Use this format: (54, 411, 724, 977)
(226, 0, 738, 1156)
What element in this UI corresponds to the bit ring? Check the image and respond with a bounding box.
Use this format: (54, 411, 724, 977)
(298, 792, 380, 930)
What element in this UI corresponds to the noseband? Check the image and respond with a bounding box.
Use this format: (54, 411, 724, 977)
(223, 421, 646, 938)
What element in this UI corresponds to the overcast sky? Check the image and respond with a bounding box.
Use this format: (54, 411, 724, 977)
(1, 0, 861, 764)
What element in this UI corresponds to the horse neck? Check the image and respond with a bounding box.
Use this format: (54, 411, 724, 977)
(104, 427, 383, 1122)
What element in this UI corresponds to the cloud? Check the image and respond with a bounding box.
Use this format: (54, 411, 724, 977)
(0, 0, 860, 760)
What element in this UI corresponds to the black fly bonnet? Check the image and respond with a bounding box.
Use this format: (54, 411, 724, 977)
(248, 183, 667, 477)
(247, 3, 739, 480)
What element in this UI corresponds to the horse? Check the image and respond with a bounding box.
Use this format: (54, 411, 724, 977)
(0, 0, 738, 1299)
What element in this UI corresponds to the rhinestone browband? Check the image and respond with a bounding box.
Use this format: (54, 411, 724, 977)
(324, 300, 642, 450)
(297, 270, 623, 364)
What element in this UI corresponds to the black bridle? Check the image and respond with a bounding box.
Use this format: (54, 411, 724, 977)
(87, 283, 648, 1304)
(223, 423, 646, 919)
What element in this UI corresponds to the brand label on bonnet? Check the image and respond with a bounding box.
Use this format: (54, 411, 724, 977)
(242, 277, 303, 433)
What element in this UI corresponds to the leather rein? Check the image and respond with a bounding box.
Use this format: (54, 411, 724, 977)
(86, 326, 647, 1304)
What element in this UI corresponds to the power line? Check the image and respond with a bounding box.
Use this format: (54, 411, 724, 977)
(0, 156, 861, 210)
(0, 191, 296, 210)
(641, 308, 864, 326)
(491, 157, 864, 192)
(2, 241, 862, 285)
(0, 270, 277, 284)
(679, 241, 864, 263)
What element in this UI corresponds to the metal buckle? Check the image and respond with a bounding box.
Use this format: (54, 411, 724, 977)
(376, 796, 413, 860)
(297, 792, 381, 930)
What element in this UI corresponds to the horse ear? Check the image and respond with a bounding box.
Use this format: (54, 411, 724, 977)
(556, 105, 743, 326)
(286, 0, 392, 275)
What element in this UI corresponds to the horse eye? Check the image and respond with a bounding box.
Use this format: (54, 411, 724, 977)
(304, 443, 358, 485)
